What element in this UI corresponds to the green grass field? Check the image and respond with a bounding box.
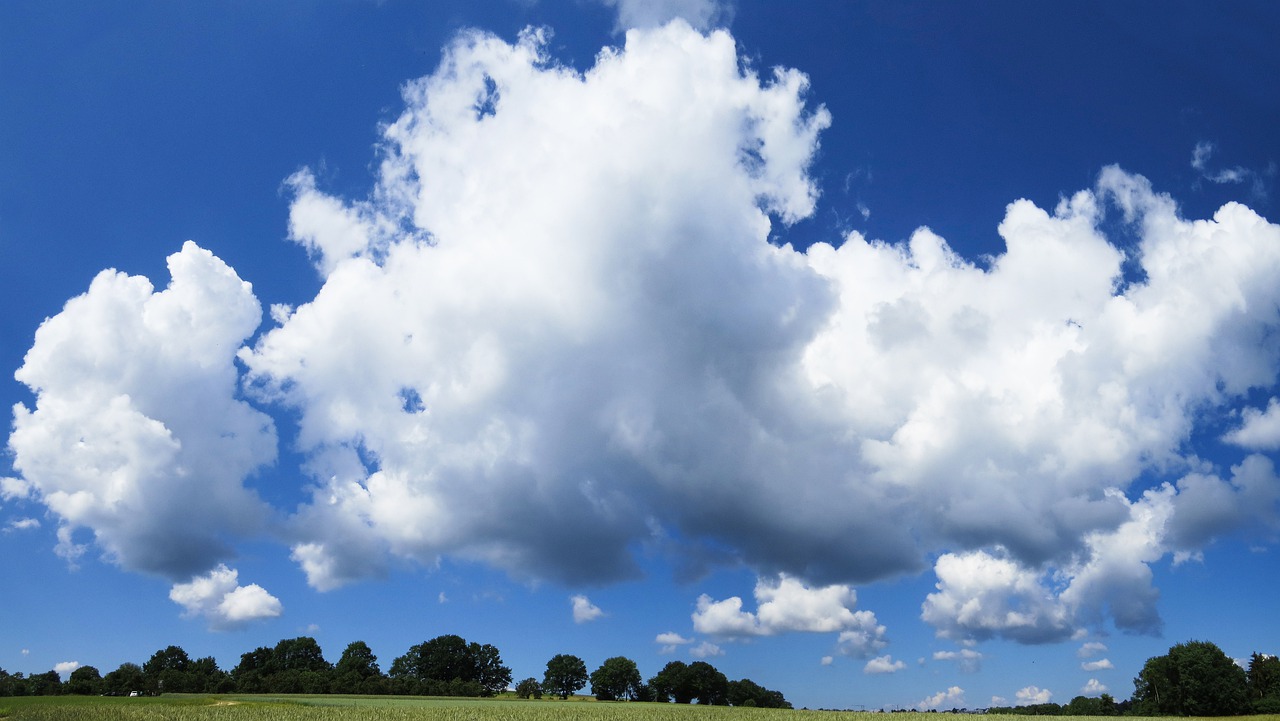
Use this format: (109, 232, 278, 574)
(2, 696, 1279, 721)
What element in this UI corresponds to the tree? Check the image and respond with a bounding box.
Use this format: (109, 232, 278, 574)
(590, 656, 642, 701)
(333, 641, 383, 694)
(66, 666, 103, 695)
(1133, 640, 1249, 716)
(1248, 653, 1280, 713)
(649, 661, 690, 703)
(1065, 695, 1101, 716)
(470, 641, 513, 696)
(232, 646, 275, 693)
(273, 637, 332, 674)
(103, 662, 144, 696)
(143, 645, 193, 693)
(543, 654, 588, 700)
(27, 670, 62, 696)
(728, 678, 791, 709)
(515, 677, 543, 699)
(390, 635, 511, 697)
(649, 661, 730, 705)
(684, 662, 728, 705)
(335, 641, 381, 679)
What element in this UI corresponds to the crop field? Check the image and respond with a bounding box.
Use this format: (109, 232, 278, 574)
(2, 697, 1279, 721)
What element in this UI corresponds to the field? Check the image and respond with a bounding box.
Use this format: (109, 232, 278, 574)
(2, 696, 1280, 721)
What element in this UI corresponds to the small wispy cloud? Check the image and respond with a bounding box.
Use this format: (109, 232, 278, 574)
(690, 641, 724, 658)
(934, 649, 983, 673)
(1081, 659, 1114, 672)
(1077, 641, 1108, 658)
(4, 517, 40, 533)
(570, 594, 605, 624)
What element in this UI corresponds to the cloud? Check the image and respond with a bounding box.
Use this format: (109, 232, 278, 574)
(690, 641, 724, 658)
(864, 655, 905, 674)
(692, 575, 886, 657)
(656, 631, 692, 645)
(11, 17, 1280, 640)
(4, 517, 39, 533)
(921, 550, 1072, 644)
(919, 686, 966, 711)
(1082, 679, 1109, 695)
(820, 655, 833, 666)
(1015, 686, 1053, 706)
(1225, 398, 1280, 450)
(1081, 659, 1114, 672)
(54, 661, 80, 679)
(924, 454, 1280, 642)
(570, 594, 605, 623)
(1077, 641, 1108, 658)
(243, 20, 834, 592)
(1, 477, 31, 501)
(7, 242, 276, 579)
(933, 649, 983, 673)
(656, 631, 693, 654)
(169, 564, 283, 630)
(600, 0, 732, 32)
(1192, 141, 1268, 197)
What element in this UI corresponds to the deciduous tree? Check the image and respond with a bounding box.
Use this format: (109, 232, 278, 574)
(590, 656, 642, 701)
(1133, 640, 1249, 716)
(543, 654, 587, 699)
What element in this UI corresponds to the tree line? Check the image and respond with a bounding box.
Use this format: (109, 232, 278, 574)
(0, 633, 788, 708)
(985, 641, 1279, 717)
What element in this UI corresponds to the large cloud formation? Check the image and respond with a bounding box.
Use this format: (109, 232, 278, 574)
(8, 243, 276, 578)
(8, 21, 1280, 641)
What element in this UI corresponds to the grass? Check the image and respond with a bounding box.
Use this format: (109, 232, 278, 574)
(1, 696, 1279, 721)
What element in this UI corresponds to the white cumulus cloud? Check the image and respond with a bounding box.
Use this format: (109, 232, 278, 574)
(169, 564, 283, 630)
(1225, 398, 1280, 450)
(571, 594, 605, 623)
(10, 16, 1280, 642)
(1015, 686, 1053, 705)
(692, 575, 886, 657)
(53, 661, 80, 679)
(919, 686, 966, 711)
(864, 655, 905, 674)
(7, 242, 276, 578)
(1082, 679, 1109, 695)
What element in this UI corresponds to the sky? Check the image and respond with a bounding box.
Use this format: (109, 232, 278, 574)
(2, 0, 1279, 711)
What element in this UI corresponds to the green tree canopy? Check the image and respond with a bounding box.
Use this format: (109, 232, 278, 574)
(1248, 653, 1280, 713)
(335, 641, 381, 679)
(727, 677, 791, 709)
(651, 661, 729, 704)
(273, 637, 331, 674)
(389, 635, 511, 697)
(515, 677, 543, 699)
(65, 666, 102, 696)
(590, 656, 642, 701)
(142, 645, 193, 693)
(543, 654, 588, 699)
(103, 662, 144, 696)
(1133, 640, 1249, 716)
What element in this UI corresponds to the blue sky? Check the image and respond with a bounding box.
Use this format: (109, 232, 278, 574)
(2, 0, 1279, 711)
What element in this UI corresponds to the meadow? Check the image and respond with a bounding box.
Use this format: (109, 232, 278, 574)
(3, 695, 1280, 721)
